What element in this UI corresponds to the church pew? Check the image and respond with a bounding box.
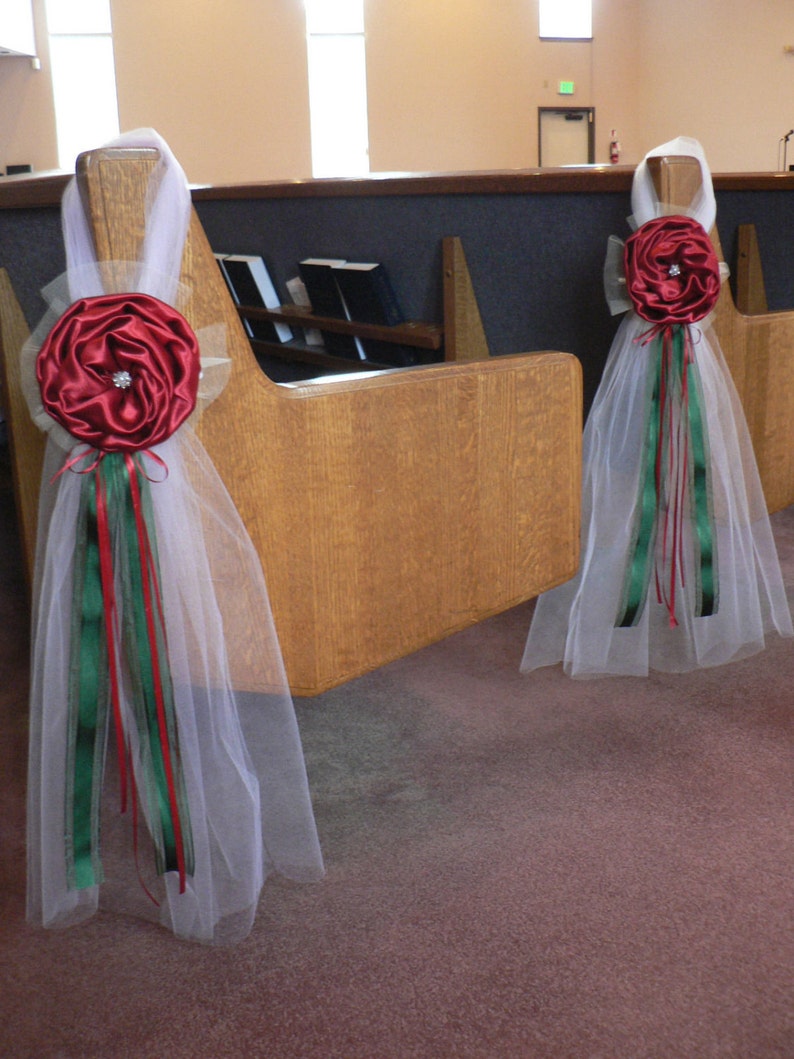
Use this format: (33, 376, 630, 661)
(2, 145, 583, 695)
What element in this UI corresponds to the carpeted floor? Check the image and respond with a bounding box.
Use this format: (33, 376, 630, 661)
(1, 442, 793, 1058)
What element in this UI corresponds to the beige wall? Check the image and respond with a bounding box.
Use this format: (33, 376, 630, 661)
(0, 0, 792, 182)
(366, 0, 645, 172)
(110, 0, 312, 184)
(0, 1, 57, 173)
(632, 0, 794, 172)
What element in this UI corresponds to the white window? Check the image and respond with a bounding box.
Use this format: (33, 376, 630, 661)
(45, 0, 120, 172)
(539, 0, 592, 40)
(305, 0, 370, 178)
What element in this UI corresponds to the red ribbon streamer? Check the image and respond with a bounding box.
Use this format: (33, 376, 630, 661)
(637, 324, 696, 627)
(124, 452, 188, 893)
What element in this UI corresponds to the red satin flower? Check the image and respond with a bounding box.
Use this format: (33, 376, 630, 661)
(37, 292, 200, 452)
(623, 215, 721, 325)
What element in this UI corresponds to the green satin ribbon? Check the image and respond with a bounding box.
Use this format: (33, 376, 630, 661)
(66, 474, 109, 889)
(686, 343, 718, 618)
(66, 452, 194, 891)
(616, 332, 664, 627)
(616, 325, 718, 627)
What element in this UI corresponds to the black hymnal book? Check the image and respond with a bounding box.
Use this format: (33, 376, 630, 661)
(333, 262, 404, 326)
(216, 254, 292, 343)
(298, 258, 363, 360)
(333, 262, 417, 366)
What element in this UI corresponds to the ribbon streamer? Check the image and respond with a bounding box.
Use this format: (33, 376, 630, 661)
(617, 324, 718, 628)
(65, 451, 194, 894)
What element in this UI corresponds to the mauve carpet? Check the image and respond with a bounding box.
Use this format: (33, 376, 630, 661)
(1, 445, 793, 1058)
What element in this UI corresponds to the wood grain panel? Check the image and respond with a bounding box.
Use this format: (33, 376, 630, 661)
(0, 269, 41, 592)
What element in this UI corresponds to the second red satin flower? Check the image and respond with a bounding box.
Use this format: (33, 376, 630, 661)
(623, 214, 721, 326)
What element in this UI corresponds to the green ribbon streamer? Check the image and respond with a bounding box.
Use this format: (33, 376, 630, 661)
(66, 473, 110, 890)
(65, 453, 194, 890)
(616, 333, 664, 627)
(686, 348, 718, 618)
(616, 325, 718, 627)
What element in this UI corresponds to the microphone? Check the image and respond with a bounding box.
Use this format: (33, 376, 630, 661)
(782, 129, 794, 141)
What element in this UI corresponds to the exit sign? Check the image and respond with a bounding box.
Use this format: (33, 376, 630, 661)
(558, 81, 575, 95)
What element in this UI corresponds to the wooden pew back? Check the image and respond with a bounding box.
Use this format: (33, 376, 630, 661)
(649, 154, 794, 515)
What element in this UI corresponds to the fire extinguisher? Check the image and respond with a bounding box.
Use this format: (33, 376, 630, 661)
(609, 130, 621, 165)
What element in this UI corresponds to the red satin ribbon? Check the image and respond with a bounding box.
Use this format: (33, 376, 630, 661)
(124, 452, 188, 893)
(94, 463, 129, 809)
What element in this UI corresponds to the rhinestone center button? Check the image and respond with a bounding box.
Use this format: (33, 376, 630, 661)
(112, 370, 133, 389)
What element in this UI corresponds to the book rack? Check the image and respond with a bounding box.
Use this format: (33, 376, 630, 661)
(235, 236, 489, 372)
(244, 306, 443, 371)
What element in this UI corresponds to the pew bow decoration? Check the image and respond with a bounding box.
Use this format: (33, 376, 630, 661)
(36, 290, 202, 895)
(605, 213, 722, 628)
(23, 128, 323, 946)
(522, 135, 793, 680)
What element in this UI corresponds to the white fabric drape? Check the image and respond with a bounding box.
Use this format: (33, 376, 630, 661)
(522, 137, 793, 678)
(25, 129, 323, 944)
